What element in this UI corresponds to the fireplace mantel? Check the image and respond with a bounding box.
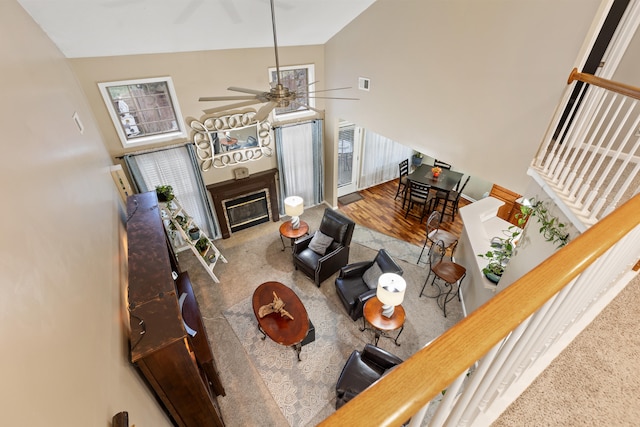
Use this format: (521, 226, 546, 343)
(207, 169, 279, 238)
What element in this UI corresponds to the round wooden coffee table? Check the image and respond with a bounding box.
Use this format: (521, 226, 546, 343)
(252, 281, 309, 361)
(361, 296, 405, 346)
(279, 220, 309, 251)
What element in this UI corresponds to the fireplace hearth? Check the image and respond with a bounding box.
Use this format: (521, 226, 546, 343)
(224, 190, 270, 233)
(207, 169, 279, 238)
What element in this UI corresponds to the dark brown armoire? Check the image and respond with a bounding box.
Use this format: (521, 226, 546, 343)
(126, 191, 225, 427)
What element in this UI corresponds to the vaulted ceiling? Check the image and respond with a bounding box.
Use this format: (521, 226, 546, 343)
(17, 0, 376, 58)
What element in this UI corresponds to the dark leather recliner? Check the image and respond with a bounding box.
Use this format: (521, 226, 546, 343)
(293, 208, 356, 287)
(335, 344, 403, 409)
(335, 249, 404, 320)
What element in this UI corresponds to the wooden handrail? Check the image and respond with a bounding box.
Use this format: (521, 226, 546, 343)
(320, 193, 640, 427)
(568, 67, 640, 101)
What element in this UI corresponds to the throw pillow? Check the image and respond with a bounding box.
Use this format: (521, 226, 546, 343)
(363, 261, 383, 290)
(308, 231, 334, 255)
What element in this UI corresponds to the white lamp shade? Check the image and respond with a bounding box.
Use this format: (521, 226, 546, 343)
(284, 196, 304, 217)
(376, 273, 406, 307)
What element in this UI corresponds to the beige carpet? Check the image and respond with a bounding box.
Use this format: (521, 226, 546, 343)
(178, 204, 462, 426)
(222, 284, 367, 426)
(492, 274, 640, 426)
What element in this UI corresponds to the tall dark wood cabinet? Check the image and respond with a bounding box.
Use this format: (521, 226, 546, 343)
(126, 191, 225, 427)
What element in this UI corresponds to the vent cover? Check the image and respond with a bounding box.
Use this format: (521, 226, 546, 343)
(358, 77, 370, 91)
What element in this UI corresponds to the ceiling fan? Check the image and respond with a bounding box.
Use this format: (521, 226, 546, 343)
(199, 0, 357, 122)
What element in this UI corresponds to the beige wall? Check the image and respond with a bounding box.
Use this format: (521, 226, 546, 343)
(70, 46, 325, 184)
(323, 0, 603, 197)
(2, 1, 171, 425)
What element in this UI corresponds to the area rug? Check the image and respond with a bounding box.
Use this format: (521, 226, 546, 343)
(352, 224, 424, 265)
(223, 283, 368, 426)
(181, 204, 463, 426)
(338, 192, 363, 205)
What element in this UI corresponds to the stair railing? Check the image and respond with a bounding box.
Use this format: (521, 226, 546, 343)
(320, 193, 640, 427)
(530, 69, 640, 230)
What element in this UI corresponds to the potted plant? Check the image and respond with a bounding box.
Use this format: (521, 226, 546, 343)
(412, 152, 424, 167)
(155, 185, 175, 202)
(188, 227, 200, 240)
(195, 237, 209, 255)
(478, 226, 521, 284)
(518, 198, 570, 248)
(170, 214, 188, 232)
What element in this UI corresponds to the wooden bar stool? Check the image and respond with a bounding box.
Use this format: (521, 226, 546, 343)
(419, 240, 466, 317)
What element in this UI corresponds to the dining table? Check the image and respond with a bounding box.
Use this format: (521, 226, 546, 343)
(405, 163, 464, 217)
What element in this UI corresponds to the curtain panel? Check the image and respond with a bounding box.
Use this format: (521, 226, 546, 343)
(359, 130, 413, 189)
(123, 143, 220, 238)
(275, 120, 324, 212)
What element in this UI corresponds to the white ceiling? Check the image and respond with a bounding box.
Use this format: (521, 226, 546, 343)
(17, 0, 376, 58)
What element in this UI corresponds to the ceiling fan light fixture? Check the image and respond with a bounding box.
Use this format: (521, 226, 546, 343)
(198, 0, 356, 119)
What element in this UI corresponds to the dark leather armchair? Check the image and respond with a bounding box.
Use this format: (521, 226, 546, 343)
(335, 249, 403, 320)
(293, 208, 356, 287)
(335, 344, 403, 409)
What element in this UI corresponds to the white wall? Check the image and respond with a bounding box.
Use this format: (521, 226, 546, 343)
(324, 0, 603, 198)
(1, 1, 171, 425)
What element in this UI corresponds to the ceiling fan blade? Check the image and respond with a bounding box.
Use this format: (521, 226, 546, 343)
(228, 86, 268, 96)
(255, 102, 277, 122)
(202, 99, 265, 115)
(199, 95, 259, 101)
(307, 87, 352, 94)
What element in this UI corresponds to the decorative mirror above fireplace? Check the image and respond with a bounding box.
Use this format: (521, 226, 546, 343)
(188, 111, 272, 171)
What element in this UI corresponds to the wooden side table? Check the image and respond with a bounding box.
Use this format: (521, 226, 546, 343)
(361, 296, 405, 346)
(279, 220, 309, 251)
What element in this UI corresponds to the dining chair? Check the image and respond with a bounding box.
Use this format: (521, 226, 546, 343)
(394, 159, 409, 201)
(433, 159, 452, 170)
(404, 181, 433, 223)
(417, 211, 459, 264)
(432, 175, 471, 222)
(419, 240, 466, 317)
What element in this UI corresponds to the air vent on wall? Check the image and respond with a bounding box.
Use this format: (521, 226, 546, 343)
(358, 77, 370, 91)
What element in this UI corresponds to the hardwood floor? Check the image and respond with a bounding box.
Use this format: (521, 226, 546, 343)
(337, 179, 470, 248)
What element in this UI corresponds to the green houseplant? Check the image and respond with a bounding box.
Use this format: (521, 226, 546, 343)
(155, 185, 175, 202)
(188, 227, 200, 240)
(478, 197, 571, 283)
(412, 152, 424, 167)
(518, 198, 570, 248)
(169, 214, 188, 232)
(195, 237, 209, 255)
(478, 226, 521, 283)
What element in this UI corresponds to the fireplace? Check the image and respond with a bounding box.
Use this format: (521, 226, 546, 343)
(207, 169, 279, 238)
(223, 189, 271, 233)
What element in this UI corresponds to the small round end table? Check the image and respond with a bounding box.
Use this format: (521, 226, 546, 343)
(279, 220, 309, 251)
(361, 296, 405, 346)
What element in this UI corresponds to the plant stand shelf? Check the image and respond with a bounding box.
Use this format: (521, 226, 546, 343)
(159, 198, 228, 283)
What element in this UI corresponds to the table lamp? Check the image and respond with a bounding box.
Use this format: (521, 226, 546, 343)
(284, 196, 304, 229)
(376, 273, 406, 318)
